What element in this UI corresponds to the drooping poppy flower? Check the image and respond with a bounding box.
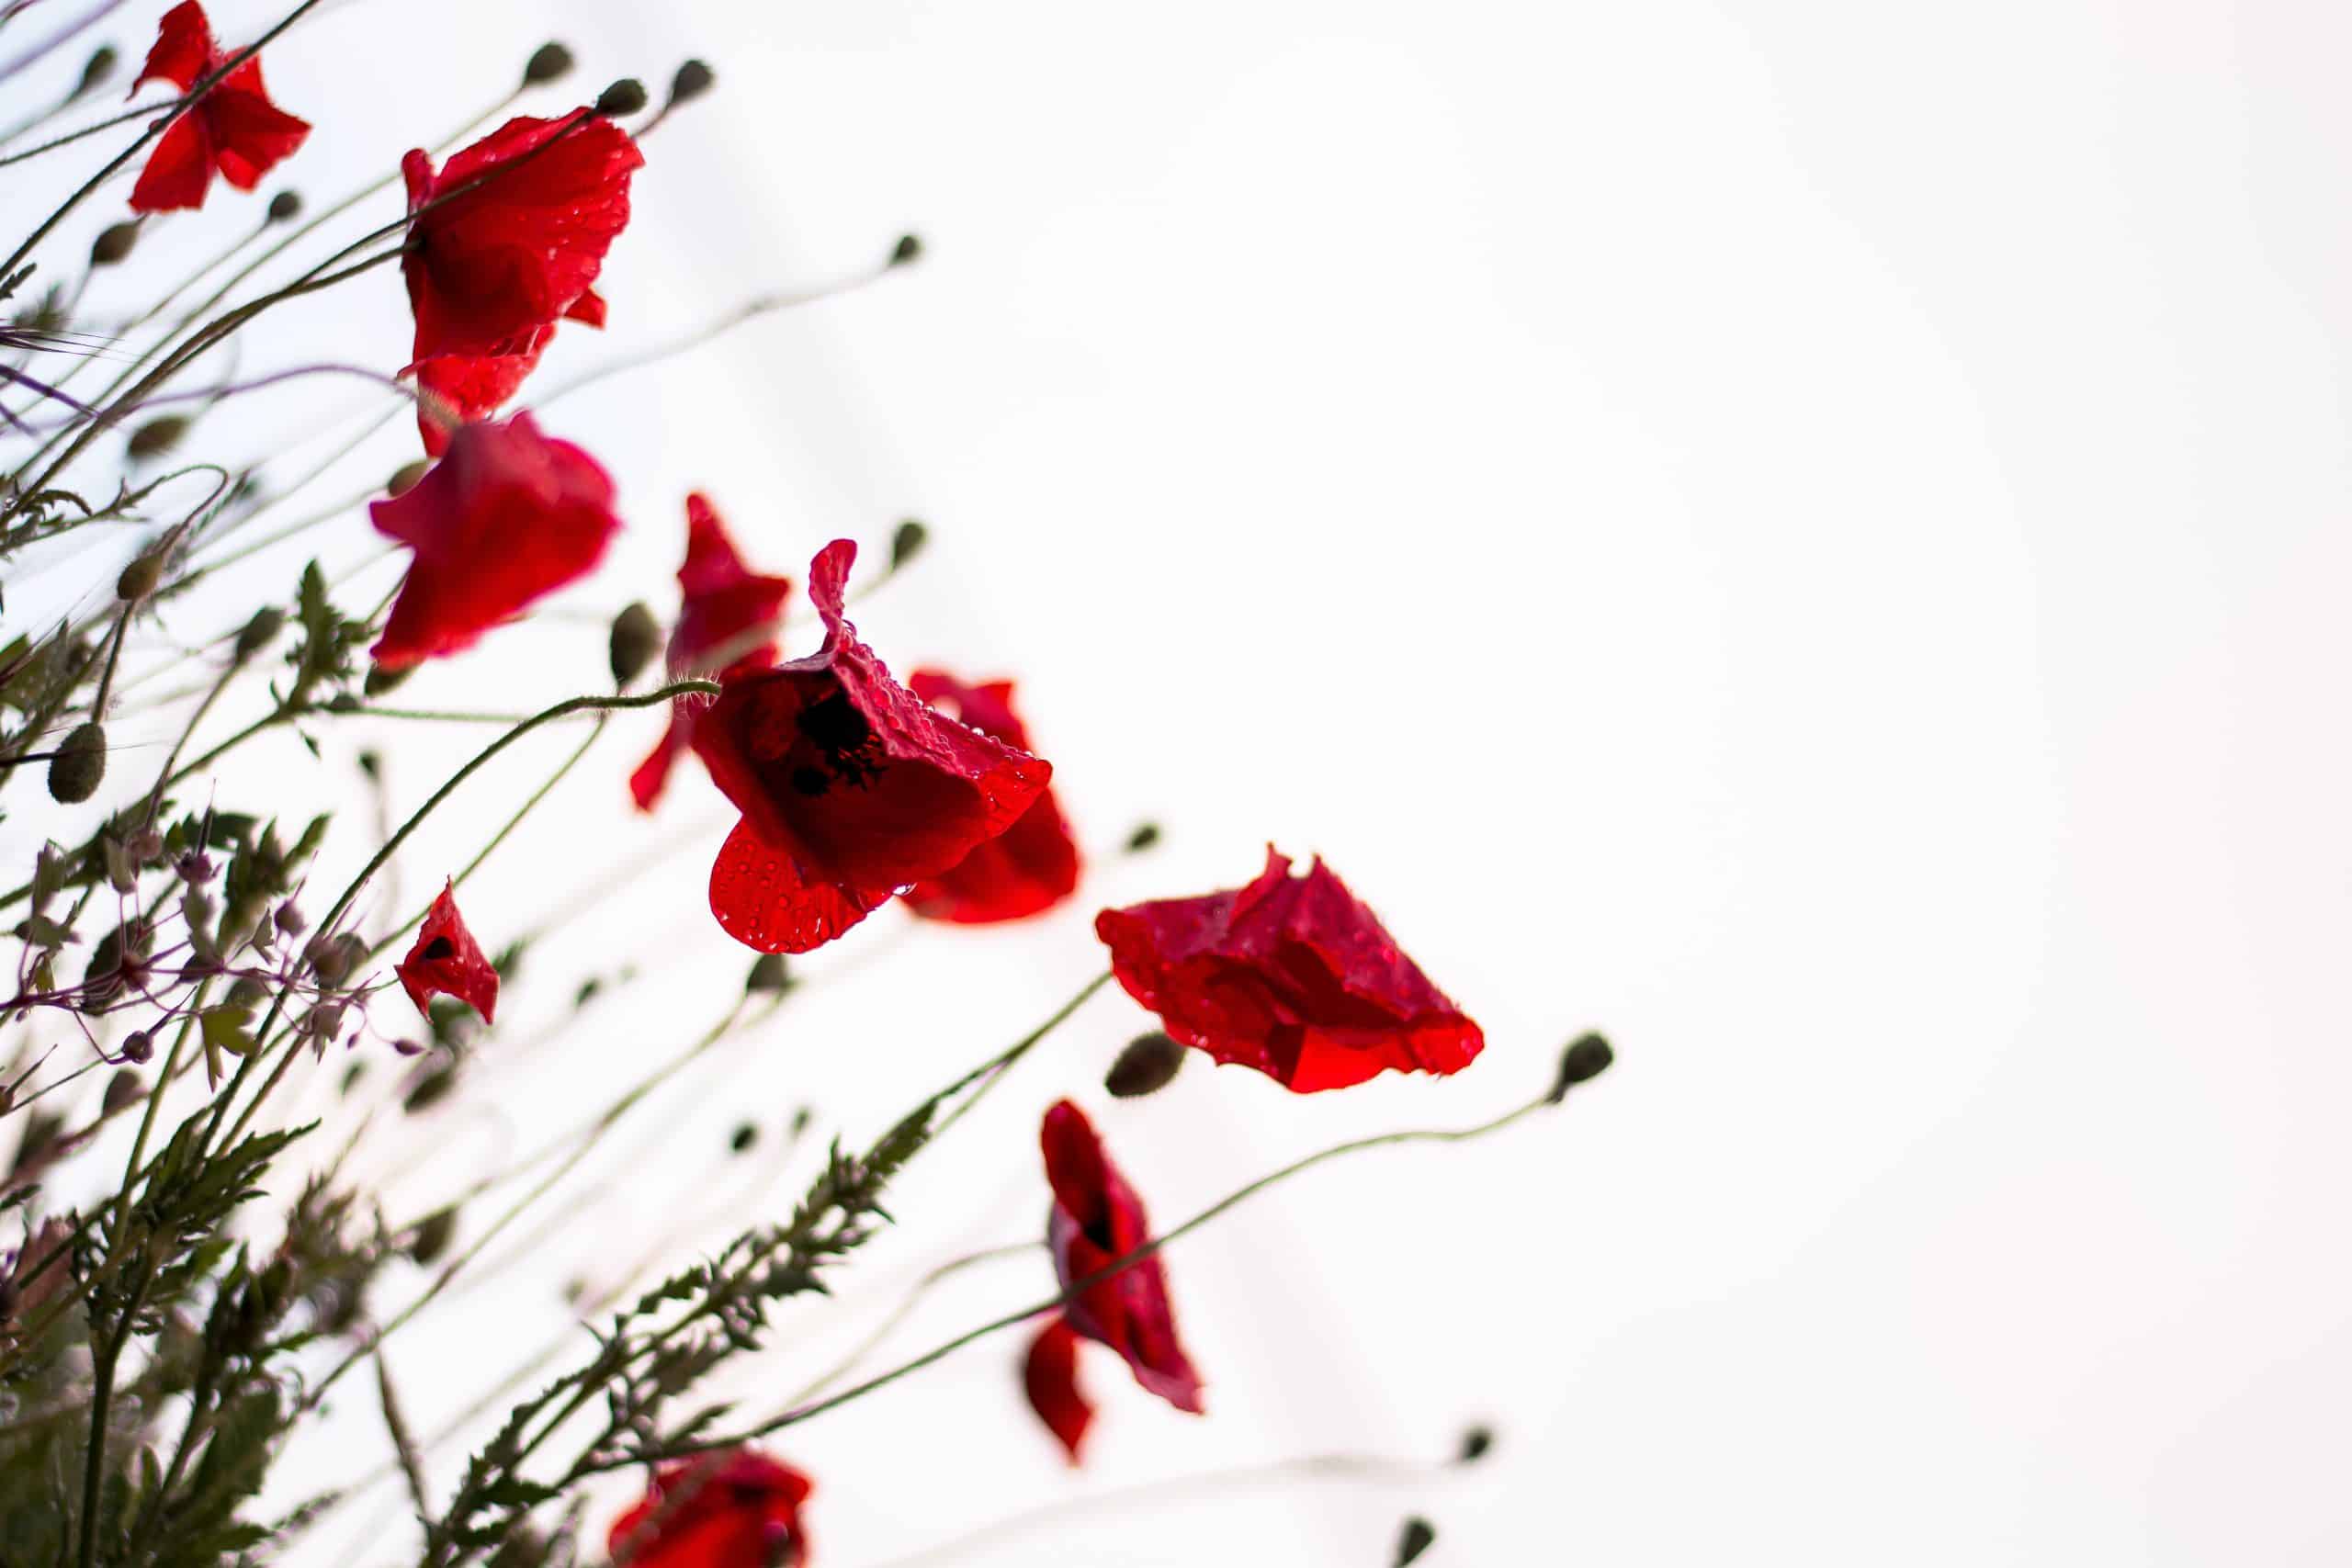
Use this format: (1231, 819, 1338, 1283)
(401, 112, 642, 452)
(606, 1450, 813, 1568)
(368, 411, 621, 669)
(899, 672, 1081, 924)
(394, 883, 498, 1023)
(1035, 1099, 1204, 1426)
(690, 539, 1052, 954)
(1094, 848, 1484, 1093)
(126, 2, 311, 214)
(630, 494, 793, 812)
(1021, 1316, 1096, 1464)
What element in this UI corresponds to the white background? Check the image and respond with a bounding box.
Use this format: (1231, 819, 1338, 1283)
(8, 0, 2351, 1562)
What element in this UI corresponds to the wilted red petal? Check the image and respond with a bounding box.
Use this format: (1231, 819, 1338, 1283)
(395, 882, 498, 1023)
(900, 671, 1080, 924)
(692, 540, 1050, 953)
(671, 494, 792, 677)
(630, 710, 692, 813)
(126, 4, 308, 214)
(1094, 848, 1484, 1093)
(130, 1, 212, 95)
(368, 412, 621, 669)
(128, 111, 214, 213)
(1023, 1319, 1096, 1464)
(607, 1449, 813, 1568)
(1040, 1100, 1204, 1416)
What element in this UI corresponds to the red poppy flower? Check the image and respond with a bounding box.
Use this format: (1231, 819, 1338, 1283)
(1021, 1316, 1096, 1464)
(897, 672, 1080, 924)
(368, 412, 621, 670)
(691, 539, 1052, 953)
(1037, 1098, 1204, 1422)
(607, 1450, 812, 1568)
(1094, 848, 1484, 1093)
(394, 883, 497, 1023)
(126, 2, 311, 214)
(401, 112, 642, 453)
(631, 494, 794, 812)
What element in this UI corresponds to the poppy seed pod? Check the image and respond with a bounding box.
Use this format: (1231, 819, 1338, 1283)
(232, 605, 284, 663)
(127, 415, 189, 461)
(608, 602, 660, 687)
(74, 44, 118, 98)
(889, 517, 928, 569)
(523, 41, 574, 85)
(1104, 1031, 1184, 1099)
(116, 550, 166, 602)
(91, 220, 140, 266)
(595, 78, 648, 117)
(47, 723, 106, 804)
(266, 189, 302, 224)
(669, 59, 715, 104)
(1549, 1032, 1613, 1102)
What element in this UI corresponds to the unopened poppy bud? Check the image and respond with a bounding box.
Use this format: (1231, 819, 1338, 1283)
(120, 1030, 154, 1065)
(669, 59, 715, 105)
(1125, 821, 1161, 853)
(523, 41, 574, 85)
(889, 232, 923, 268)
(74, 44, 118, 99)
(1548, 1032, 1613, 1103)
(745, 953, 792, 994)
(47, 722, 105, 804)
(1456, 1425, 1495, 1464)
(103, 1069, 142, 1116)
(1105, 1031, 1184, 1099)
(608, 601, 660, 686)
(259, 189, 301, 225)
(408, 1207, 457, 1264)
(127, 415, 188, 461)
(116, 548, 165, 601)
(889, 518, 927, 569)
(386, 458, 429, 497)
(90, 220, 139, 266)
(364, 662, 413, 697)
(595, 78, 648, 117)
(1396, 1517, 1437, 1567)
(729, 1121, 757, 1153)
(232, 605, 284, 663)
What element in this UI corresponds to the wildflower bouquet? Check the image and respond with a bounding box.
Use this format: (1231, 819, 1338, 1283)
(0, 5, 1613, 1564)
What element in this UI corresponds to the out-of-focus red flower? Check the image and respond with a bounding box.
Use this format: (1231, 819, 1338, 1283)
(607, 1450, 813, 1568)
(1094, 848, 1484, 1093)
(691, 540, 1052, 953)
(126, 2, 311, 214)
(1037, 1098, 1204, 1422)
(368, 412, 621, 669)
(631, 494, 793, 812)
(394, 883, 498, 1023)
(898, 672, 1081, 925)
(1021, 1316, 1096, 1464)
(401, 112, 642, 452)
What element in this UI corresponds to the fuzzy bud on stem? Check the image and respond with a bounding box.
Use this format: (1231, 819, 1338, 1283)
(889, 518, 927, 569)
(266, 189, 303, 224)
(386, 459, 429, 498)
(889, 232, 923, 268)
(1396, 1517, 1437, 1567)
(1548, 1032, 1613, 1102)
(126, 414, 187, 462)
(1105, 1031, 1185, 1099)
(74, 44, 118, 99)
(47, 723, 105, 804)
(90, 220, 139, 267)
(595, 78, 649, 117)
(608, 602, 660, 687)
(116, 549, 165, 602)
(669, 59, 715, 106)
(523, 41, 574, 86)
(233, 605, 285, 664)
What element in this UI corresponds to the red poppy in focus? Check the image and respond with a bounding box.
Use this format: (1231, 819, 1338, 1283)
(899, 672, 1080, 924)
(1031, 1098, 1204, 1444)
(607, 1450, 812, 1568)
(630, 494, 794, 812)
(368, 412, 621, 669)
(1094, 848, 1484, 1093)
(126, 2, 311, 214)
(401, 112, 642, 452)
(394, 883, 498, 1023)
(1021, 1316, 1096, 1464)
(691, 540, 1052, 954)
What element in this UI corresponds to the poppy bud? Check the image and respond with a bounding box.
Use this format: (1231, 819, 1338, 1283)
(1125, 821, 1161, 853)
(1104, 1031, 1184, 1099)
(120, 1030, 154, 1065)
(90, 220, 139, 266)
(103, 1069, 142, 1116)
(595, 78, 648, 117)
(889, 232, 923, 268)
(608, 601, 660, 686)
(385, 458, 429, 497)
(74, 44, 118, 99)
(1547, 1032, 1613, 1103)
(1456, 1425, 1495, 1464)
(729, 1121, 757, 1153)
(232, 605, 284, 663)
(407, 1207, 457, 1265)
(127, 415, 188, 462)
(1396, 1517, 1437, 1567)
(47, 722, 105, 804)
(266, 189, 303, 224)
(116, 548, 165, 601)
(669, 59, 715, 105)
(523, 41, 574, 85)
(889, 518, 927, 569)
(745, 953, 792, 994)
(364, 662, 413, 697)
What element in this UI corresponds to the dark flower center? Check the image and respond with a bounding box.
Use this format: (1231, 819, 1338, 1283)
(421, 936, 456, 962)
(786, 691, 882, 794)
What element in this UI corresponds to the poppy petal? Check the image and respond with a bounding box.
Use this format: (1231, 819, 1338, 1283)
(395, 882, 499, 1023)
(1023, 1319, 1096, 1464)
